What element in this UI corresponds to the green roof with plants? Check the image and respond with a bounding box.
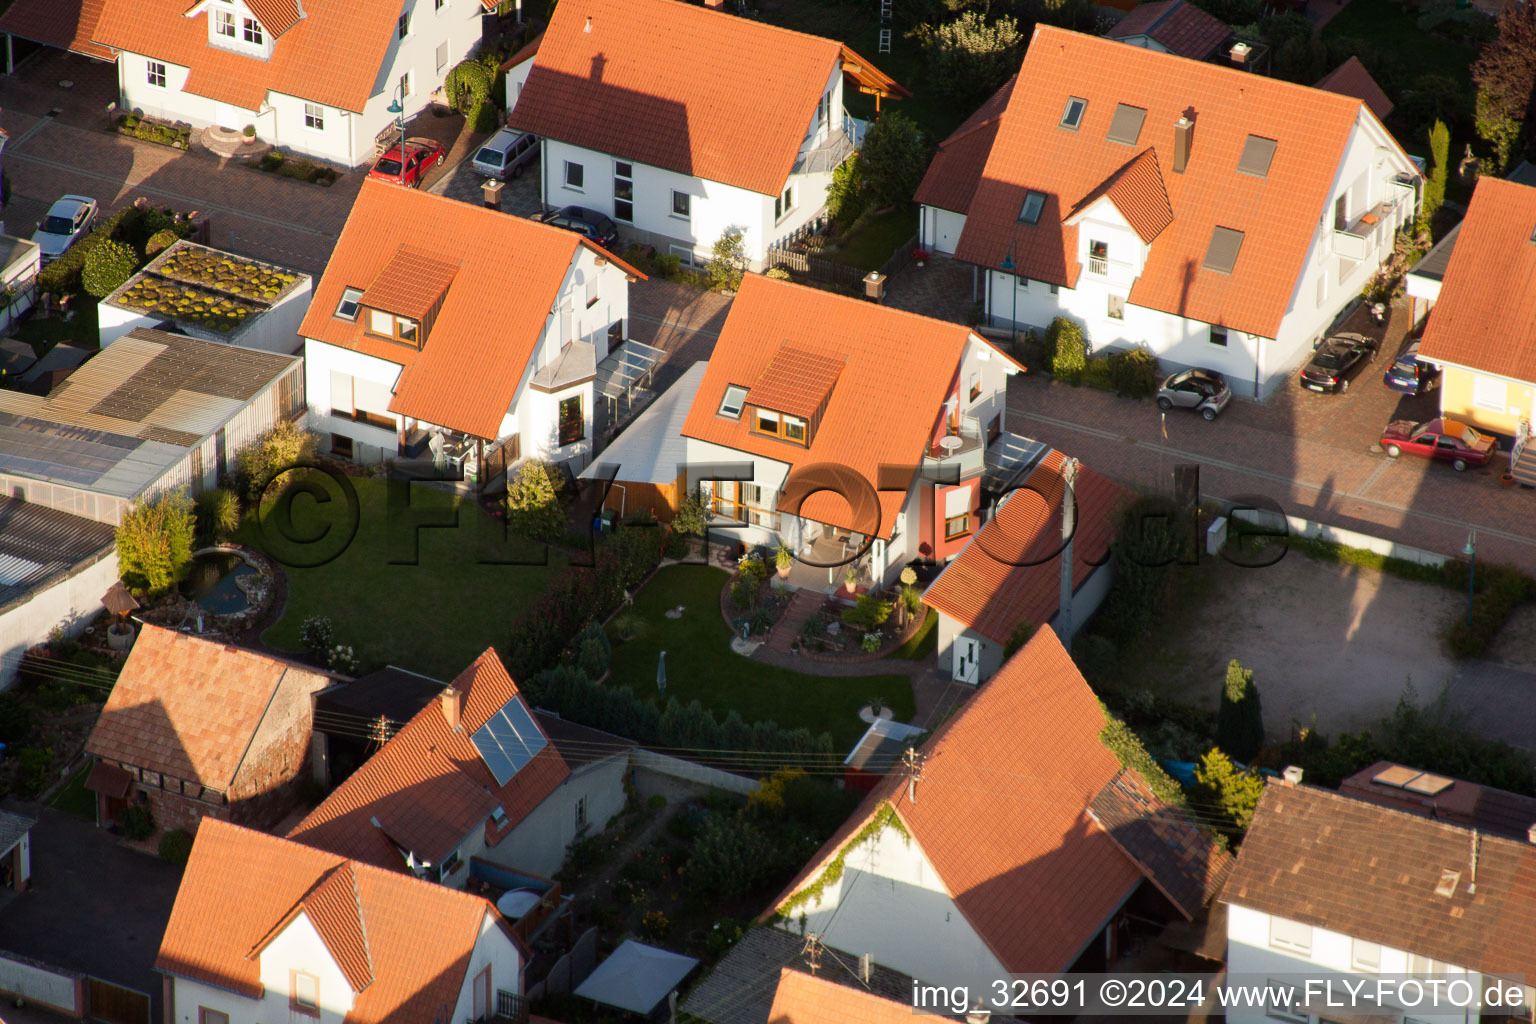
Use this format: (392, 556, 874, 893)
(106, 242, 304, 335)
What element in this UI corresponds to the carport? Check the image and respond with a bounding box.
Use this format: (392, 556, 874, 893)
(0, 0, 115, 73)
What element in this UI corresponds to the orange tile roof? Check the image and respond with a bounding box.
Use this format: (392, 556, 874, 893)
(681, 275, 986, 535)
(747, 346, 845, 419)
(508, 0, 895, 196)
(360, 246, 461, 321)
(299, 179, 642, 439)
(922, 451, 1124, 645)
(914, 75, 1016, 214)
(0, 0, 114, 61)
(242, 0, 304, 36)
(85, 626, 331, 792)
(158, 819, 504, 1023)
(94, 0, 402, 113)
(770, 628, 1148, 973)
(1107, 0, 1231, 60)
(950, 25, 1390, 340)
(287, 650, 571, 871)
(500, 31, 543, 72)
(1418, 177, 1536, 383)
(249, 862, 374, 992)
(1066, 148, 1174, 243)
(1315, 56, 1394, 122)
(766, 969, 913, 1024)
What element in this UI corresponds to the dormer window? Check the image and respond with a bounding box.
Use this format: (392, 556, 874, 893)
(243, 17, 263, 44)
(215, 9, 235, 37)
(368, 308, 419, 345)
(718, 384, 748, 418)
(752, 408, 809, 444)
(334, 287, 363, 321)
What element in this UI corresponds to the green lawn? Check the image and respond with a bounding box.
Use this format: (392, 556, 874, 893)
(238, 476, 563, 680)
(824, 205, 919, 270)
(607, 565, 916, 748)
(49, 762, 97, 821)
(1319, 0, 1476, 88)
(886, 608, 937, 660)
(13, 301, 99, 353)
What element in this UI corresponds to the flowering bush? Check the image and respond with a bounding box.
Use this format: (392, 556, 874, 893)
(911, 247, 930, 262)
(860, 631, 883, 653)
(328, 644, 359, 674)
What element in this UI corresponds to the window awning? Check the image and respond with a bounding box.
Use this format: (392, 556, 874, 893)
(86, 760, 133, 800)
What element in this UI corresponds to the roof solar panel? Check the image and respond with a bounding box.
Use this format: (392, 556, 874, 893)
(472, 698, 549, 786)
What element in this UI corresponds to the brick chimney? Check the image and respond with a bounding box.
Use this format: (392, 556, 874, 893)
(441, 685, 463, 732)
(1173, 116, 1193, 174)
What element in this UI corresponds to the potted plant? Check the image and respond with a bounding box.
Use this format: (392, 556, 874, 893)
(912, 247, 930, 268)
(242, 124, 256, 139)
(775, 543, 792, 578)
(843, 564, 859, 594)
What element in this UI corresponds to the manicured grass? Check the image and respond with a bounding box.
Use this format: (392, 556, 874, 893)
(238, 476, 563, 680)
(49, 762, 97, 821)
(13, 301, 99, 353)
(886, 608, 937, 660)
(1319, 0, 1477, 87)
(607, 565, 916, 748)
(824, 205, 919, 270)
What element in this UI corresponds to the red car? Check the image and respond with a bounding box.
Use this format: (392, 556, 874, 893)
(1380, 417, 1497, 471)
(368, 138, 445, 188)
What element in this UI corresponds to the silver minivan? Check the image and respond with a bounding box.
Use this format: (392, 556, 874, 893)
(472, 127, 539, 179)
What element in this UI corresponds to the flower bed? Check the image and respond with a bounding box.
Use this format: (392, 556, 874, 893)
(153, 246, 300, 303)
(252, 150, 339, 186)
(792, 592, 928, 661)
(718, 557, 794, 637)
(117, 113, 193, 149)
(113, 277, 259, 333)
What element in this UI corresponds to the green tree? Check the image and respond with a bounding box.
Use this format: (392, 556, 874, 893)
(1003, 621, 1035, 658)
(194, 486, 240, 542)
(919, 12, 1022, 105)
(1195, 747, 1265, 839)
(682, 813, 774, 901)
(81, 239, 139, 298)
(235, 420, 318, 501)
(1045, 315, 1087, 379)
(856, 111, 929, 210)
(505, 459, 567, 541)
(672, 486, 711, 536)
(826, 158, 867, 225)
(1424, 119, 1451, 221)
(116, 488, 196, 596)
(708, 231, 747, 291)
(1217, 659, 1265, 761)
(1472, 0, 1536, 170)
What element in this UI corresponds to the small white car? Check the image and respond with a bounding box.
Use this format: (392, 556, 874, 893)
(33, 195, 98, 262)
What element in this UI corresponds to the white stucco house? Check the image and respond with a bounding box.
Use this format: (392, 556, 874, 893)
(288, 650, 631, 886)
(915, 25, 1421, 398)
(1223, 777, 1536, 1024)
(299, 178, 642, 478)
(92, 0, 490, 166)
(158, 818, 526, 1024)
(507, 0, 906, 270)
(769, 628, 1232, 988)
(677, 274, 1024, 590)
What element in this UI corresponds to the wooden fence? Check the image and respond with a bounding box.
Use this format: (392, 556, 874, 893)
(765, 229, 921, 297)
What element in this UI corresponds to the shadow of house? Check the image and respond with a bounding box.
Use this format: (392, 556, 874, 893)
(84, 625, 335, 833)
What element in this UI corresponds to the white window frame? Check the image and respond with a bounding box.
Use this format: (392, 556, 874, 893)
(1266, 979, 1307, 1024)
(613, 160, 633, 223)
(1269, 916, 1313, 955)
(1351, 939, 1381, 972)
(1473, 375, 1506, 412)
(242, 17, 263, 44)
(1107, 294, 1125, 320)
(147, 61, 167, 88)
(564, 160, 584, 190)
(399, 71, 412, 98)
(214, 9, 235, 37)
(303, 102, 324, 132)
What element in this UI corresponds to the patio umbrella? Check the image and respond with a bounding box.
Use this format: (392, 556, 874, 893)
(657, 651, 667, 695)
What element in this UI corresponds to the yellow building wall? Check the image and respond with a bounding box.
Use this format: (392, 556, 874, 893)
(1439, 366, 1536, 437)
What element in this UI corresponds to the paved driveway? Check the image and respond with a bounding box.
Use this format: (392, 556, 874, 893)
(0, 805, 182, 1015)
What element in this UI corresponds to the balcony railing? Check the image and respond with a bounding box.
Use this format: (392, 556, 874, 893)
(1333, 201, 1392, 261)
(1087, 256, 1136, 278)
(922, 415, 985, 484)
(793, 118, 856, 175)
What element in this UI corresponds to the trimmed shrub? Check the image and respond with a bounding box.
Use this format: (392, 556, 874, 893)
(300, 616, 335, 657)
(505, 459, 567, 542)
(1045, 316, 1087, 379)
(765, 266, 792, 280)
(119, 804, 154, 841)
(468, 100, 499, 133)
(116, 488, 196, 596)
(841, 594, 893, 629)
(708, 231, 747, 291)
(1082, 355, 1114, 390)
(1216, 659, 1264, 761)
(145, 228, 180, 258)
(1108, 348, 1160, 398)
(234, 421, 319, 501)
(1195, 747, 1264, 840)
(194, 486, 240, 542)
(575, 620, 612, 679)
(158, 829, 194, 865)
(38, 205, 138, 295)
(653, 253, 682, 277)
(82, 239, 139, 298)
(445, 59, 493, 110)
(826, 157, 867, 224)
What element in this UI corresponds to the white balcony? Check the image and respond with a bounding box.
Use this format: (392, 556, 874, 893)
(1333, 201, 1391, 261)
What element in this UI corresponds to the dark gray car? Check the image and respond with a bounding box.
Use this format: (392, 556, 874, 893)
(1157, 368, 1231, 421)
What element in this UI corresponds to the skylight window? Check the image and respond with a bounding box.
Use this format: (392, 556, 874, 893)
(334, 287, 363, 321)
(1202, 226, 1245, 274)
(1237, 135, 1278, 178)
(1018, 190, 1046, 225)
(719, 384, 748, 419)
(1106, 104, 1146, 146)
(1060, 97, 1087, 130)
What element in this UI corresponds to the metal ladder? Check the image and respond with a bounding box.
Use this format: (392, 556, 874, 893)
(878, 26, 891, 51)
(879, 0, 892, 52)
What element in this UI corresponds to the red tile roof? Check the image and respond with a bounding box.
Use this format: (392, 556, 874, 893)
(287, 650, 571, 872)
(1107, 0, 1231, 60)
(0, 0, 114, 61)
(86, 626, 331, 792)
(922, 451, 1124, 645)
(1416, 179, 1536, 382)
(681, 275, 1010, 535)
(766, 969, 914, 1024)
(1065, 148, 1174, 243)
(94, 0, 402, 113)
(360, 247, 461, 321)
(747, 347, 845, 419)
(914, 75, 1017, 214)
(508, 0, 900, 196)
(949, 26, 1395, 340)
(241, 0, 304, 36)
(158, 819, 506, 1023)
(299, 179, 642, 440)
(1315, 56, 1394, 122)
(249, 862, 374, 992)
(500, 31, 543, 72)
(770, 628, 1150, 973)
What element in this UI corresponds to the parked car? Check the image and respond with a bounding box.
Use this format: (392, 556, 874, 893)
(1156, 368, 1232, 421)
(1382, 339, 1441, 395)
(472, 128, 539, 180)
(1298, 332, 1378, 393)
(368, 138, 445, 188)
(1380, 416, 1496, 471)
(538, 206, 619, 248)
(32, 195, 97, 262)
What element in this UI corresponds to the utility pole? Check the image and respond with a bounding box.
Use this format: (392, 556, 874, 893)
(901, 748, 926, 804)
(802, 933, 824, 975)
(1057, 457, 1080, 651)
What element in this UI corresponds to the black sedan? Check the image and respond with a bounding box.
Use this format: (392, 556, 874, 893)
(1299, 332, 1378, 393)
(539, 206, 620, 249)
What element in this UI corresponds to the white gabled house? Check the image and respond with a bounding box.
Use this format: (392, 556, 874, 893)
(508, 0, 906, 270)
(915, 25, 1421, 398)
(299, 179, 643, 478)
(93, 0, 491, 167)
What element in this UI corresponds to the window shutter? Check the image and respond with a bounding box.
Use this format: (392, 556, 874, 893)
(944, 486, 971, 518)
(353, 377, 395, 417)
(329, 371, 354, 414)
